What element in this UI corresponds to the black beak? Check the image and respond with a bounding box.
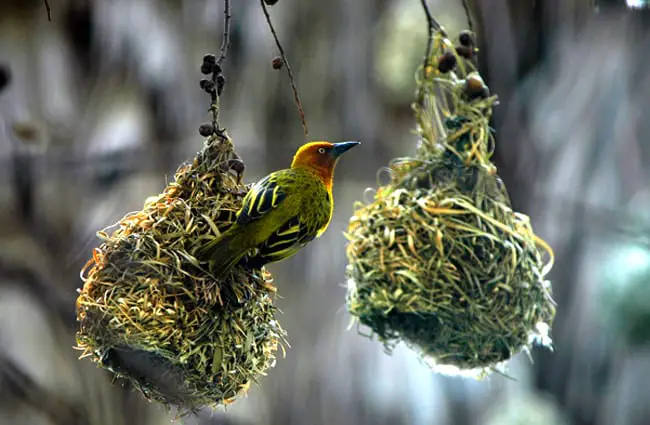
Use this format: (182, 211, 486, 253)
(332, 141, 361, 157)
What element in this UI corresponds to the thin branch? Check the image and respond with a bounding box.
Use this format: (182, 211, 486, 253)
(209, 0, 232, 133)
(420, 0, 442, 71)
(260, 0, 309, 139)
(216, 0, 232, 67)
(461, 0, 474, 32)
(44, 0, 52, 21)
(460, 0, 478, 65)
(418, 0, 442, 104)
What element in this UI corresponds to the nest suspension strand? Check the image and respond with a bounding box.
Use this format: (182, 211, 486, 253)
(345, 26, 556, 375)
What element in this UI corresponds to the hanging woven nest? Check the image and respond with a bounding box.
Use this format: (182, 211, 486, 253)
(75, 132, 287, 411)
(344, 28, 556, 376)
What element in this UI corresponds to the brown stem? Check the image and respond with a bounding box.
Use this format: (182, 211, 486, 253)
(259, 0, 309, 139)
(217, 0, 231, 67)
(44, 0, 52, 21)
(418, 0, 441, 104)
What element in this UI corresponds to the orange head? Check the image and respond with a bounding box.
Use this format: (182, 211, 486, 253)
(290, 141, 360, 188)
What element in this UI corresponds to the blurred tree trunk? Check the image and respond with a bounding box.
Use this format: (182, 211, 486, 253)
(467, 2, 650, 425)
(468, 0, 591, 209)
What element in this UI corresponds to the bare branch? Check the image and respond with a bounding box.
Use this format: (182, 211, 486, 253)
(217, 0, 232, 68)
(462, 0, 474, 31)
(420, 0, 442, 73)
(260, 0, 309, 139)
(44, 0, 52, 21)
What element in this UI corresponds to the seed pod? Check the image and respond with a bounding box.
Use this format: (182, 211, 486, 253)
(200, 63, 213, 75)
(455, 45, 474, 59)
(459, 30, 474, 47)
(199, 78, 216, 93)
(203, 53, 217, 65)
(272, 56, 283, 70)
(437, 51, 457, 73)
(199, 123, 214, 137)
(465, 74, 489, 100)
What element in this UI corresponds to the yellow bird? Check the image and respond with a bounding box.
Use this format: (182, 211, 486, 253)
(198, 140, 360, 276)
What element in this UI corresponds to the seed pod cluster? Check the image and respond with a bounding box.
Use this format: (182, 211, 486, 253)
(435, 30, 478, 76)
(198, 54, 228, 138)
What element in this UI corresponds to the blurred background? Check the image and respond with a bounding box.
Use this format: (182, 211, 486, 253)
(1, 0, 650, 424)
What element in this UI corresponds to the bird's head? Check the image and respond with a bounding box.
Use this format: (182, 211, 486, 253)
(291, 141, 360, 186)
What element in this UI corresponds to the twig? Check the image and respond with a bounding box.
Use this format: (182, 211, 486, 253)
(461, 0, 474, 32)
(216, 0, 232, 67)
(459, 0, 478, 65)
(418, 0, 441, 105)
(259, 0, 309, 139)
(44, 0, 52, 21)
(210, 0, 232, 133)
(420, 0, 441, 71)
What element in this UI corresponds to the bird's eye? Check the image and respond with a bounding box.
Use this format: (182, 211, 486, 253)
(318, 147, 326, 154)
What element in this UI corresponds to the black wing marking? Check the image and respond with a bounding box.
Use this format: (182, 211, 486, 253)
(255, 216, 318, 264)
(237, 174, 286, 225)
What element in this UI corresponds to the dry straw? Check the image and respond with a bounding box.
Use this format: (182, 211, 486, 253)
(75, 132, 287, 412)
(345, 27, 556, 376)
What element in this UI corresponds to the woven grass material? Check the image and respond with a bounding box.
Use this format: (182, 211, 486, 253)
(345, 29, 556, 376)
(75, 133, 287, 412)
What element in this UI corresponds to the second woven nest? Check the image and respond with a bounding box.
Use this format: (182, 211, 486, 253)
(345, 29, 556, 375)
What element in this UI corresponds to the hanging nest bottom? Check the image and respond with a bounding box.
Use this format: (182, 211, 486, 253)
(75, 134, 287, 412)
(345, 157, 555, 374)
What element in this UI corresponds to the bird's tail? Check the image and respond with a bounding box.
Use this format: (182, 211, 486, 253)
(197, 231, 249, 277)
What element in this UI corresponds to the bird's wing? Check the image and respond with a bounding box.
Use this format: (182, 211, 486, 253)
(255, 215, 318, 264)
(237, 173, 287, 225)
(236, 172, 325, 263)
(268, 215, 315, 247)
(235, 171, 326, 264)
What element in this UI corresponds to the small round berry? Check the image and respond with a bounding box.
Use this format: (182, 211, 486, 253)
(271, 56, 283, 70)
(437, 51, 457, 73)
(202, 54, 217, 65)
(459, 30, 474, 47)
(464, 74, 489, 100)
(199, 123, 214, 137)
(455, 45, 474, 59)
(200, 63, 213, 75)
(200, 78, 216, 93)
